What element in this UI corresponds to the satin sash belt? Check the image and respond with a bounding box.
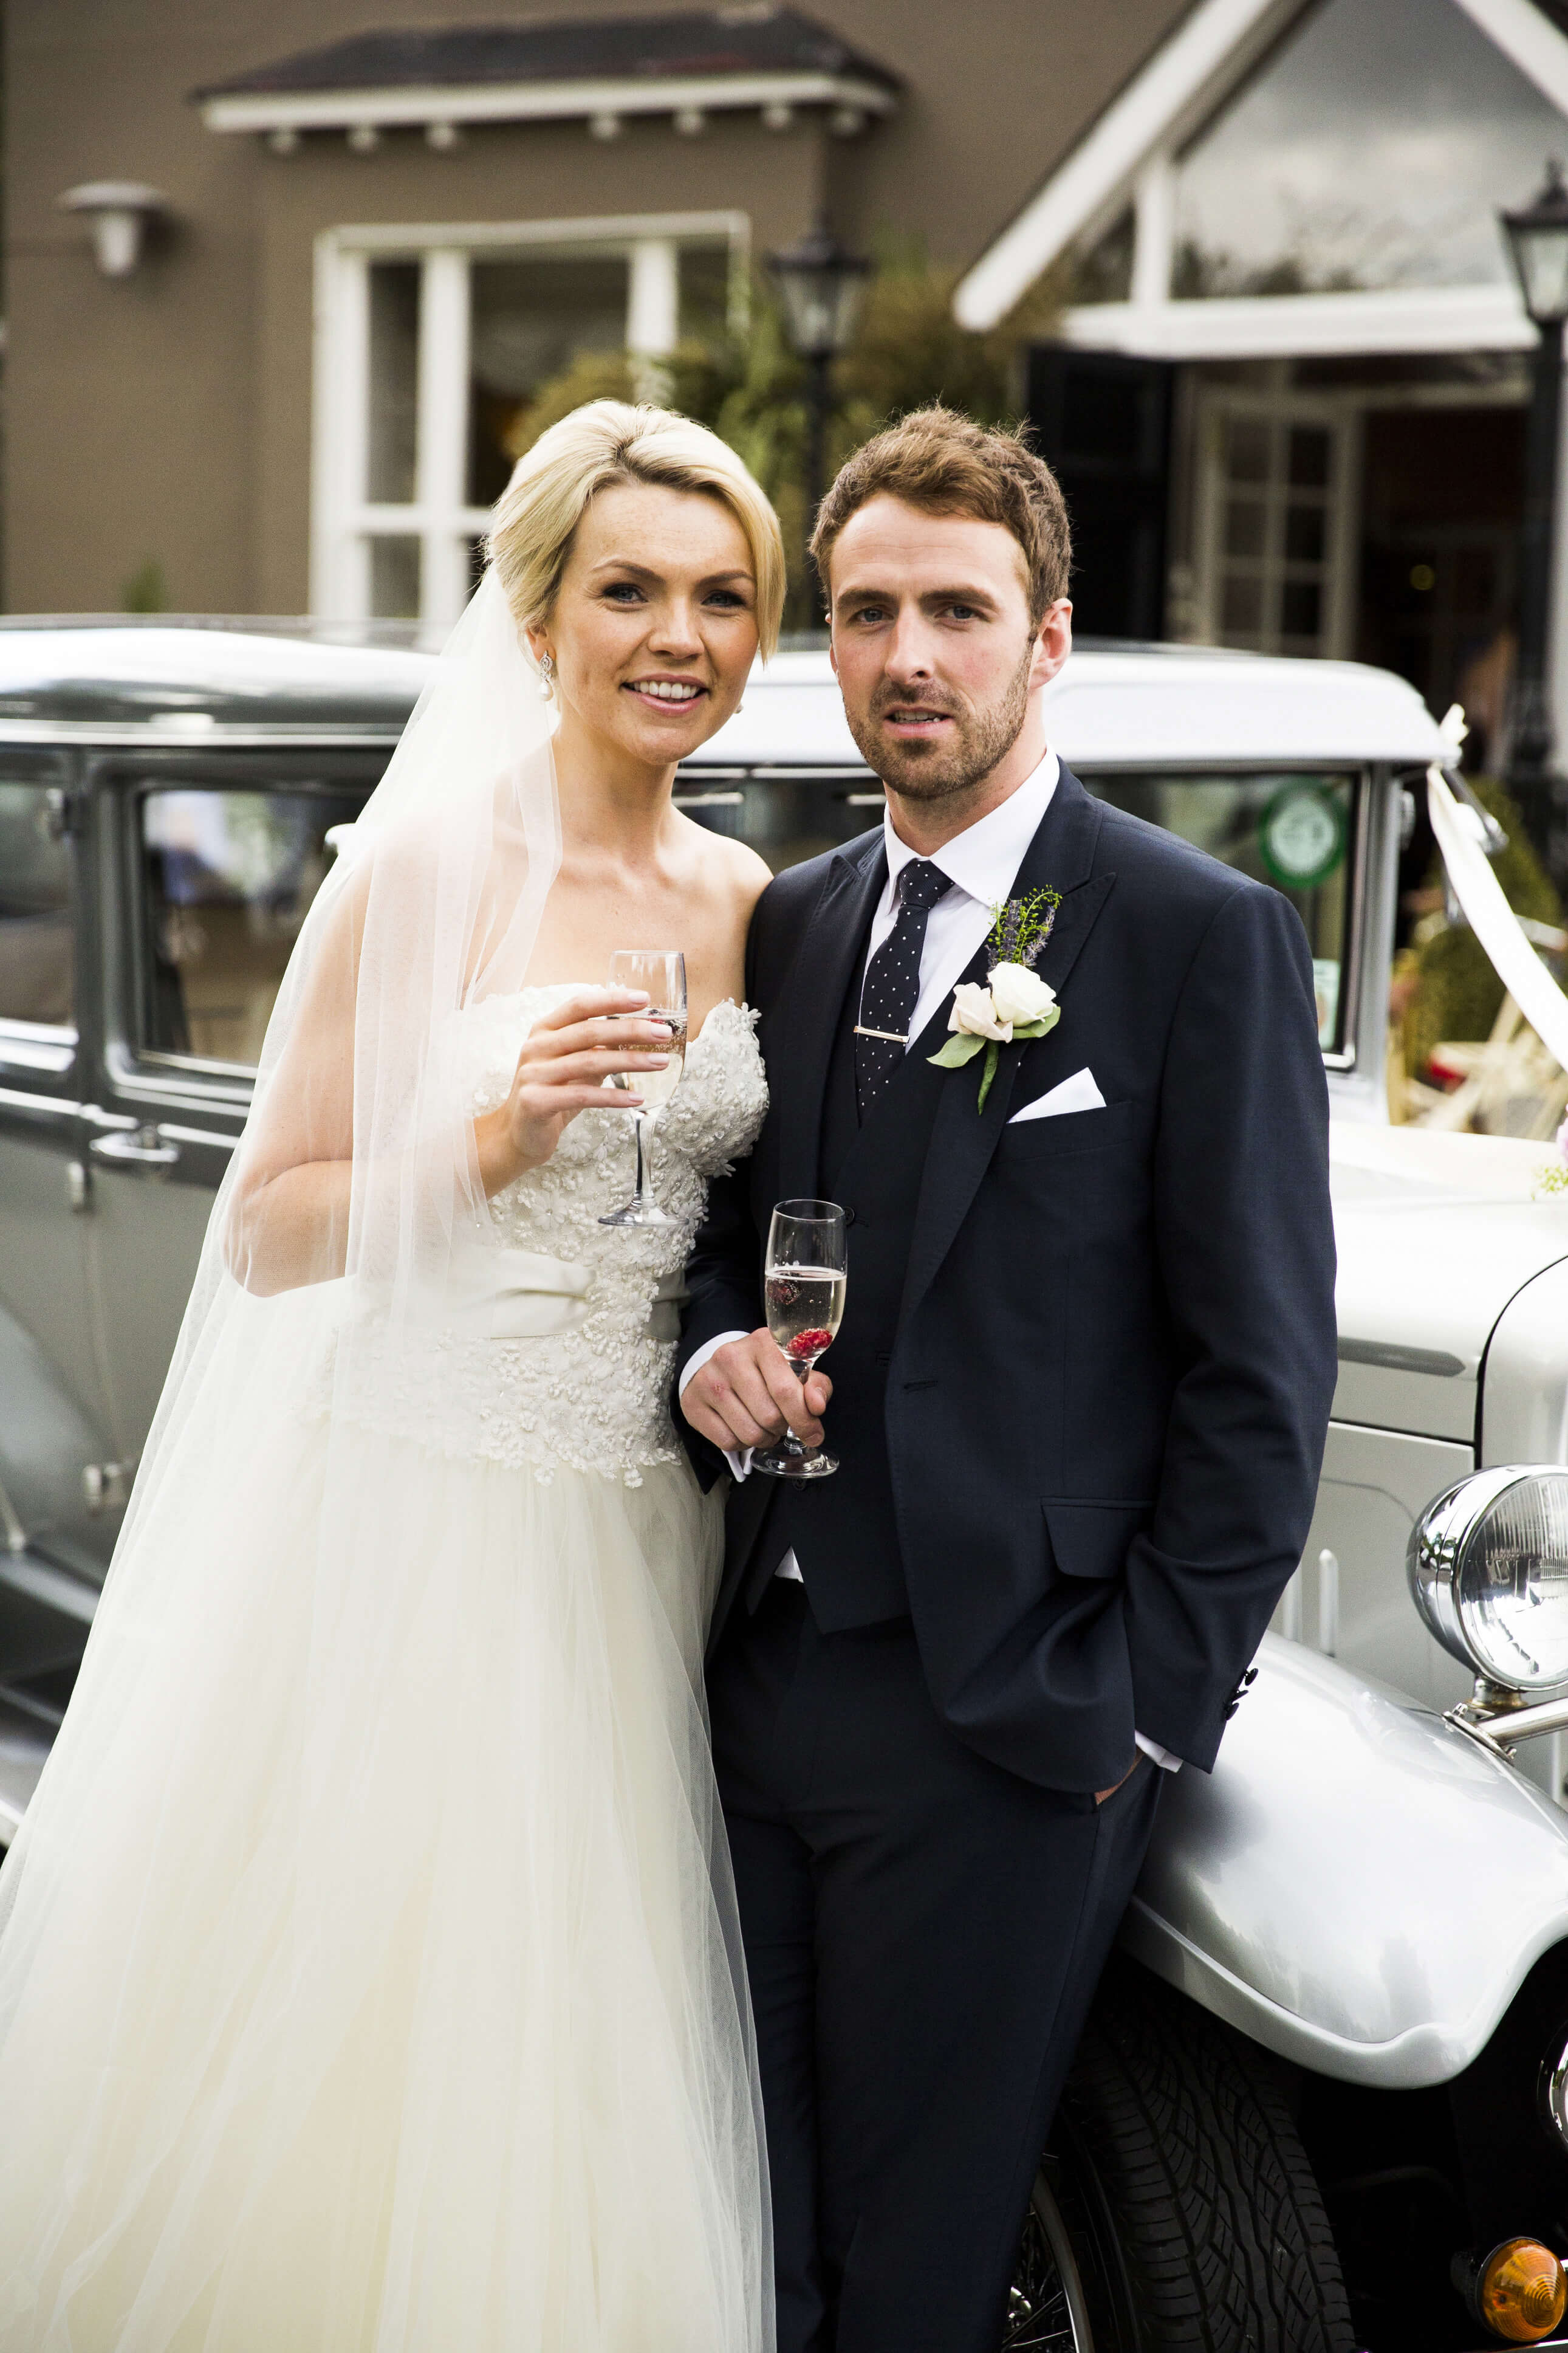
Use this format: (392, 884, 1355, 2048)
(441, 1248, 688, 1344)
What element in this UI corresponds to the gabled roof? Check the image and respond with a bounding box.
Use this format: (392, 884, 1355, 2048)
(195, 7, 899, 137)
(954, 0, 1568, 329)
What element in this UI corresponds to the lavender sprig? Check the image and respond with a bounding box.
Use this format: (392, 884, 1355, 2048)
(987, 888, 1061, 971)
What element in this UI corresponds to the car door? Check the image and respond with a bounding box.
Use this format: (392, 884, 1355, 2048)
(82, 750, 384, 1463)
(0, 751, 122, 1587)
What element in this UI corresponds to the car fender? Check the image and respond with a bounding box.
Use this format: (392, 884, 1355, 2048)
(1118, 1632, 1568, 2087)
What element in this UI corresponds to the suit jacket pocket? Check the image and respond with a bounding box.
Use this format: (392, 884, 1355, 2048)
(1001, 1097, 1132, 1157)
(1042, 1497, 1154, 1579)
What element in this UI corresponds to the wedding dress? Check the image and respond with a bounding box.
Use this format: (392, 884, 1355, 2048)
(0, 989, 771, 2352)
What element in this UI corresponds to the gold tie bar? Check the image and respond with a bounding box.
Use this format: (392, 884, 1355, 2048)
(854, 1025, 908, 1045)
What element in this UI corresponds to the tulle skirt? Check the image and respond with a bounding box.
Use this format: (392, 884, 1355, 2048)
(0, 1345, 767, 2352)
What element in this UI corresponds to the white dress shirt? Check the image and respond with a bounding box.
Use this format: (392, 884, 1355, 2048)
(677, 749, 1180, 1773)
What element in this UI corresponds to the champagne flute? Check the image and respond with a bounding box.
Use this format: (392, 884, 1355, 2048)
(599, 948, 687, 1230)
(753, 1200, 847, 1479)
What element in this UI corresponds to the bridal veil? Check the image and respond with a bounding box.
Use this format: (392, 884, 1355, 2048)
(0, 410, 772, 2352)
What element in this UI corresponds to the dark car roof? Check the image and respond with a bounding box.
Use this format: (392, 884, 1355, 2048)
(0, 619, 433, 737)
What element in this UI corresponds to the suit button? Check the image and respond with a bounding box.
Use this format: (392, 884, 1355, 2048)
(843, 1206, 858, 1226)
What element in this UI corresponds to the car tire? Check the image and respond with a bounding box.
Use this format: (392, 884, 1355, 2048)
(1005, 1960, 1355, 2352)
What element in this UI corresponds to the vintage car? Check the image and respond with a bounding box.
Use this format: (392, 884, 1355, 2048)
(2, 618, 1568, 2353)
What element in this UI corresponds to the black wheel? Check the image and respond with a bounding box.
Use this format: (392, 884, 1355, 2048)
(1005, 1961, 1354, 2353)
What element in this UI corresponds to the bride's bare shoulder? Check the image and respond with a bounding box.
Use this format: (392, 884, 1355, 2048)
(679, 811, 773, 919)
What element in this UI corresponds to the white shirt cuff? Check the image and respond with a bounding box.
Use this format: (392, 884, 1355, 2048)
(678, 1329, 753, 1477)
(1135, 1732, 1183, 1773)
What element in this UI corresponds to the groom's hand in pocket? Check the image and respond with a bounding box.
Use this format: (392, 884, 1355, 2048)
(680, 1330, 831, 1455)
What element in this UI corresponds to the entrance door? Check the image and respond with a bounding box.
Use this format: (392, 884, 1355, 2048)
(1356, 402, 1523, 766)
(1193, 391, 1360, 659)
(1027, 348, 1174, 640)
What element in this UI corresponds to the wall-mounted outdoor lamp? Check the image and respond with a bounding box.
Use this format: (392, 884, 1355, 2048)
(58, 182, 169, 278)
(1501, 159, 1568, 868)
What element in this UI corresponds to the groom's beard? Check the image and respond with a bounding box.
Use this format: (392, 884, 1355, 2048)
(846, 642, 1033, 805)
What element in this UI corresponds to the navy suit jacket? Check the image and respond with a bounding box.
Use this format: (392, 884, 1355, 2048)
(679, 764, 1338, 1791)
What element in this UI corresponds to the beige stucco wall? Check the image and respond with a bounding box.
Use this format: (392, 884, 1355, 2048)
(6, 0, 1188, 616)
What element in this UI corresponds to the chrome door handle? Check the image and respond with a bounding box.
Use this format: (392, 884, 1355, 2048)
(89, 1125, 181, 1174)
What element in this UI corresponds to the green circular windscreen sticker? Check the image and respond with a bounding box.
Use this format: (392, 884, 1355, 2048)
(1259, 785, 1346, 890)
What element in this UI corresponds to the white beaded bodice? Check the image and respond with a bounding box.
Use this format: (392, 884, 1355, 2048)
(323, 988, 766, 1483)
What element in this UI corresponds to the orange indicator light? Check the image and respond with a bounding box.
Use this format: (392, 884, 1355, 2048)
(1477, 2239, 1567, 2344)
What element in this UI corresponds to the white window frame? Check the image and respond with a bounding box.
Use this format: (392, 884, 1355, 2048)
(312, 211, 750, 636)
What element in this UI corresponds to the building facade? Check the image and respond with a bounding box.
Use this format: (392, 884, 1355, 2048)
(11, 0, 1568, 745)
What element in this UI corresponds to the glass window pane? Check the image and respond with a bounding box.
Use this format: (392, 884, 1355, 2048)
(468, 255, 631, 506)
(1284, 503, 1327, 564)
(139, 786, 371, 1067)
(1070, 207, 1135, 305)
(1221, 573, 1265, 633)
(1288, 427, 1331, 490)
(1174, 0, 1568, 297)
(1085, 772, 1355, 1050)
(368, 263, 420, 505)
(0, 781, 71, 1028)
(1281, 577, 1324, 639)
(1224, 499, 1267, 558)
(1225, 417, 1270, 484)
(370, 537, 421, 620)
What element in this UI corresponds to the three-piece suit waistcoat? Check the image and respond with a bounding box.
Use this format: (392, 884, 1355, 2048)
(762, 920, 950, 1629)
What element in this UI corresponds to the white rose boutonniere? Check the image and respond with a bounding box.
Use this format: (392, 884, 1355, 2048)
(988, 961, 1056, 1026)
(930, 890, 1063, 1110)
(948, 981, 1013, 1042)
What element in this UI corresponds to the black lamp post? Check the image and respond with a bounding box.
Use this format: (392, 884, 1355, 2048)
(766, 214, 872, 595)
(1501, 160, 1568, 864)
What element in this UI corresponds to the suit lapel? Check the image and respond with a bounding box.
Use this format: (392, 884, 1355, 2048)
(772, 831, 886, 1203)
(900, 766, 1115, 1326)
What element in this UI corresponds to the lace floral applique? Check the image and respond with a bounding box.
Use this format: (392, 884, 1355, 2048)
(316, 990, 767, 1483)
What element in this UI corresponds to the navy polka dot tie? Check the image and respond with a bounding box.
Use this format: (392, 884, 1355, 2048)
(855, 858, 949, 1116)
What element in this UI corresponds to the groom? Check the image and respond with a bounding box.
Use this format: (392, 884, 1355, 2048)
(678, 408, 1337, 2352)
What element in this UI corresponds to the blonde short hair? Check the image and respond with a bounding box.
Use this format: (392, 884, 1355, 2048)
(488, 400, 786, 658)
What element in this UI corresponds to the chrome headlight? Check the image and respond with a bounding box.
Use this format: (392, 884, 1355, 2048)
(1408, 1467, 1568, 1695)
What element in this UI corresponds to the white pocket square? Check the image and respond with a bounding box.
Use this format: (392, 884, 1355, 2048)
(1009, 1067, 1106, 1124)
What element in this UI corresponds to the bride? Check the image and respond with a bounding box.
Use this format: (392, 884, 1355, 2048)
(0, 402, 784, 2352)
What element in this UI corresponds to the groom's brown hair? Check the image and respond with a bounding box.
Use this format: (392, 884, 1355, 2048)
(809, 406, 1072, 625)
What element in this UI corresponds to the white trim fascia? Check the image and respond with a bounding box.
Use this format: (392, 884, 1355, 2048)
(323, 210, 748, 258)
(1449, 0, 1568, 118)
(202, 70, 895, 136)
(310, 239, 369, 620)
(1057, 283, 1537, 360)
(953, 0, 1302, 329)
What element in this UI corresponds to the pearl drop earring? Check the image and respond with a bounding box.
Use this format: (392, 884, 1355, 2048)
(538, 650, 555, 699)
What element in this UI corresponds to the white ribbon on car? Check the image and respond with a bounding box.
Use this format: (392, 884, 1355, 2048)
(1427, 764, 1568, 1076)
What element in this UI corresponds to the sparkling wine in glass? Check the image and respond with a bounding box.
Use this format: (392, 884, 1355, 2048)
(600, 949, 686, 1231)
(753, 1199, 847, 1480)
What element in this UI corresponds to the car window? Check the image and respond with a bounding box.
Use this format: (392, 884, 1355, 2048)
(0, 775, 74, 1032)
(136, 783, 368, 1070)
(1081, 771, 1358, 1055)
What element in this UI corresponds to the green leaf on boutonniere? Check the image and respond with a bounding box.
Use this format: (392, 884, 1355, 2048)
(1009, 1006, 1062, 1044)
(927, 1031, 987, 1069)
(976, 1038, 1002, 1112)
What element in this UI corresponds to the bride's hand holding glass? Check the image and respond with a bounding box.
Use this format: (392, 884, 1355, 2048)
(472, 987, 672, 1197)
